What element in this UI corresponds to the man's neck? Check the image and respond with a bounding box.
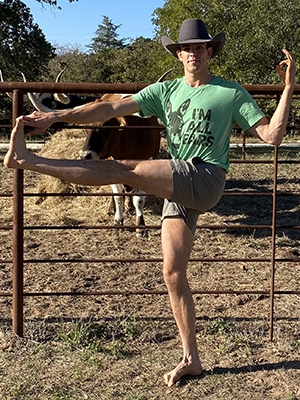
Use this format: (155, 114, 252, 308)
(184, 71, 212, 88)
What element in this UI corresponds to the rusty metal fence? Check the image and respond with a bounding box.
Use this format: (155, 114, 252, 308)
(0, 81, 300, 340)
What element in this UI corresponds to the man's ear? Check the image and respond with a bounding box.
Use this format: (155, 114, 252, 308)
(176, 49, 183, 61)
(207, 46, 213, 59)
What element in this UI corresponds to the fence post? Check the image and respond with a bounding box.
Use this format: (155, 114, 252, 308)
(12, 89, 24, 337)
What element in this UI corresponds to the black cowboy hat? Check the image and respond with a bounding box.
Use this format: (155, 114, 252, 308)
(162, 19, 225, 59)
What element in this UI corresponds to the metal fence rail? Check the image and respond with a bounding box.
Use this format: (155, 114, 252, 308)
(0, 81, 300, 339)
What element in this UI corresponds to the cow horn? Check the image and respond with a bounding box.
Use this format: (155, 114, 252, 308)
(21, 72, 55, 113)
(53, 68, 70, 105)
(0, 70, 29, 101)
(0, 70, 12, 99)
(157, 69, 173, 82)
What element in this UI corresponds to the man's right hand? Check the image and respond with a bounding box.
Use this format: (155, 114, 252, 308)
(19, 111, 57, 135)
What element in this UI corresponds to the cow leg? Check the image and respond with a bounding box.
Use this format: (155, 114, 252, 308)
(111, 184, 124, 225)
(132, 190, 147, 238)
(123, 185, 133, 215)
(124, 195, 132, 214)
(107, 197, 116, 216)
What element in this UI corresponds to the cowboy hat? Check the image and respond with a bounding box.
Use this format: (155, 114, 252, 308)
(161, 19, 225, 59)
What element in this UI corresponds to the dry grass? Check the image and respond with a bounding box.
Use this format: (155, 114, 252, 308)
(0, 131, 300, 399)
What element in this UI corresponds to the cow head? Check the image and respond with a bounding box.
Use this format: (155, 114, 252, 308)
(79, 115, 127, 160)
(1, 68, 97, 112)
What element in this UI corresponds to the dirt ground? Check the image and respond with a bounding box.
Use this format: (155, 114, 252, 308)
(0, 131, 299, 399)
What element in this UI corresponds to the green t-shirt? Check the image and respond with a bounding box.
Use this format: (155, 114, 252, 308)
(132, 76, 264, 171)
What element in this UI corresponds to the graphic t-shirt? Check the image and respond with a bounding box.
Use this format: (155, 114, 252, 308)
(132, 76, 264, 171)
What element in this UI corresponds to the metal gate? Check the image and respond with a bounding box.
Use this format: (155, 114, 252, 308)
(0, 81, 299, 340)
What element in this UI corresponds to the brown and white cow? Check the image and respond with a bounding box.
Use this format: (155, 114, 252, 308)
(79, 94, 163, 237)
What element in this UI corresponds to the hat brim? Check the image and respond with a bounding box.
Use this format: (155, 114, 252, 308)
(162, 32, 225, 59)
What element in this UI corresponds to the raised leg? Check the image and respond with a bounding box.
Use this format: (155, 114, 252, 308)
(161, 217, 203, 387)
(4, 118, 173, 200)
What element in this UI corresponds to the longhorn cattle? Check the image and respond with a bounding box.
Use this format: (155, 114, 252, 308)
(22, 69, 97, 112)
(3, 69, 170, 236)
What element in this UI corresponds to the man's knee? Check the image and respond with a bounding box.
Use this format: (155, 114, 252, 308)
(163, 263, 187, 289)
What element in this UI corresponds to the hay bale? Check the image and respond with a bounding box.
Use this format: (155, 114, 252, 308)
(32, 129, 112, 225)
(36, 128, 86, 195)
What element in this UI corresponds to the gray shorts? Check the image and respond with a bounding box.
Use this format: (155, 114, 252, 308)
(162, 158, 226, 234)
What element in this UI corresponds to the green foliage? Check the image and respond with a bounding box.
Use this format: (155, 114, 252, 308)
(152, 0, 300, 84)
(291, 340, 300, 350)
(0, 0, 56, 126)
(42, 38, 176, 85)
(210, 317, 236, 336)
(59, 320, 108, 351)
(42, 44, 98, 83)
(212, 0, 300, 84)
(0, 0, 55, 80)
(109, 37, 171, 83)
(122, 316, 142, 338)
(3, 0, 300, 110)
(85, 16, 128, 83)
(58, 317, 140, 358)
(83, 15, 181, 84)
(88, 15, 127, 53)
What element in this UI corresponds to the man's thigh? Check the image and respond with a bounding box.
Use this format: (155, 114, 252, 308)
(119, 159, 173, 200)
(162, 158, 226, 234)
(170, 158, 226, 211)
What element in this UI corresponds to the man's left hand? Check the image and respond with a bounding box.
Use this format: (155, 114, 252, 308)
(277, 49, 296, 87)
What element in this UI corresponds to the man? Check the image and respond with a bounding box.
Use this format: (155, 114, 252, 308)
(4, 19, 295, 387)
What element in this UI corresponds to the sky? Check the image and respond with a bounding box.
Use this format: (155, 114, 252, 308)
(24, 0, 165, 50)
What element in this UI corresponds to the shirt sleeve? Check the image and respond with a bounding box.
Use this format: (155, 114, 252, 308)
(132, 82, 166, 120)
(233, 85, 265, 130)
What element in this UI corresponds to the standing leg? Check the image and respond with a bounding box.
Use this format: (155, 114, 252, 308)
(161, 217, 202, 387)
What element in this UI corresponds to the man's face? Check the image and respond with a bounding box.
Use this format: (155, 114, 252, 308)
(176, 43, 213, 74)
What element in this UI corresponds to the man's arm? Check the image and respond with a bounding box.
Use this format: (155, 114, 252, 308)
(248, 49, 296, 146)
(20, 96, 141, 135)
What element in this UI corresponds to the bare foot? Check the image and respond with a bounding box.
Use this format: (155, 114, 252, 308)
(4, 118, 30, 169)
(164, 358, 203, 387)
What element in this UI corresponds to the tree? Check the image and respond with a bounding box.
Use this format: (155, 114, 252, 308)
(88, 16, 127, 54)
(43, 44, 98, 83)
(152, 0, 300, 84)
(86, 16, 129, 83)
(86, 16, 178, 84)
(109, 37, 167, 84)
(0, 0, 56, 131)
(0, 0, 55, 80)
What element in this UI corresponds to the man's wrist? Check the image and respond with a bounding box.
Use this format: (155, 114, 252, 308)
(51, 110, 68, 124)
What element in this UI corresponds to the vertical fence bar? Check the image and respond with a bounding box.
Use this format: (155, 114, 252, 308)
(269, 92, 282, 340)
(12, 90, 24, 337)
(242, 130, 246, 160)
(269, 144, 278, 341)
